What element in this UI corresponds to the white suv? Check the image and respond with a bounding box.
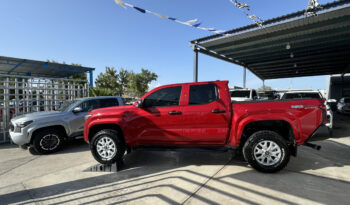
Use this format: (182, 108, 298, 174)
(229, 89, 258, 102)
(337, 97, 350, 114)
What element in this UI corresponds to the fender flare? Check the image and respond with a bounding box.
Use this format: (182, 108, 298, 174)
(229, 112, 300, 147)
(27, 121, 69, 141)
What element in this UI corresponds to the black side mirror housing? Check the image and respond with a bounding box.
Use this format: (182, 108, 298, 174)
(72, 107, 83, 113)
(136, 99, 145, 108)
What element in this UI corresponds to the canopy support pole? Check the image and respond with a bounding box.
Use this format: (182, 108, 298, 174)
(263, 80, 265, 91)
(193, 44, 199, 82)
(243, 67, 247, 88)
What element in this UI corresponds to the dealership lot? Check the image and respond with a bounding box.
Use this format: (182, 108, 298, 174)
(0, 114, 349, 205)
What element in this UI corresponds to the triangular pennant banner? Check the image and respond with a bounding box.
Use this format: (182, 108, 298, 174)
(113, 0, 226, 35)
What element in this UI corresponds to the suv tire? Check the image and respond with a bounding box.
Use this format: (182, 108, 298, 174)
(90, 129, 125, 164)
(33, 129, 64, 154)
(243, 130, 290, 173)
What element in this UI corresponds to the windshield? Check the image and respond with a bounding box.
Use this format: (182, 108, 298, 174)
(57, 100, 80, 112)
(345, 98, 350, 103)
(230, 90, 250, 98)
(282, 93, 321, 99)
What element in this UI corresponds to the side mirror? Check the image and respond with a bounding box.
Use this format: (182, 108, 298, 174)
(135, 99, 145, 108)
(72, 107, 83, 113)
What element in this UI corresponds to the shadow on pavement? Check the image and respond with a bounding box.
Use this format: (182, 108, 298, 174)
(1, 146, 350, 204)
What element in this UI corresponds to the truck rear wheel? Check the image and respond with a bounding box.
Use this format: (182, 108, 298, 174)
(90, 129, 125, 165)
(243, 130, 290, 173)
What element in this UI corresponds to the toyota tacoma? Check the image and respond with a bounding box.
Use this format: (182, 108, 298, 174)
(84, 81, 330, 173)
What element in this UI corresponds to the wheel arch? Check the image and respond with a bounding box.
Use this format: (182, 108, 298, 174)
(239, 120, 297, 156)
(29, 125, 68, 144)
(88, 123, 126, 146)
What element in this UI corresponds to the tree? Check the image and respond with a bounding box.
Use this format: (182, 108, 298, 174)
(257, 85, 273, 92)
(118, 68, 131, 96)
(90, 87, 114, 97)
(95, 67, 120, 95)
(94, 67, 157, 97)
(128, 69, 158, 97)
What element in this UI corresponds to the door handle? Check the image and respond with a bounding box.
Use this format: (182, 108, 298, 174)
(211, 109, 226, 113)
(168, 111, 182, 115)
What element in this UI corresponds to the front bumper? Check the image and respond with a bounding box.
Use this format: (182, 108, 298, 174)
(9, 122, 31, 146)
(306, 125, 331, 142)
(9, 130, 30, 146)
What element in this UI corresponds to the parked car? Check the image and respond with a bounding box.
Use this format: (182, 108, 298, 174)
(230, 89, 258, 102)
(281, 91, 334, 129)
(9, 96, 124, 154)
(84, 81, 330, 173)
(337, 97, 350, 114)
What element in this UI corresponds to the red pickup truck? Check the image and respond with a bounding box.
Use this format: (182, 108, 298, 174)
(84, 81, 330, 172)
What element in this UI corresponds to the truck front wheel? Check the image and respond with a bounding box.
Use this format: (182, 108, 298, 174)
(90, 129, 125, 164)
(32, 129, 64, 154)
(243, 130, 290, 173)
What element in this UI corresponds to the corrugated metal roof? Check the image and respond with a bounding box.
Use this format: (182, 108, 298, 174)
(0, 56, 94, 78)
(191, 0, 350, 80)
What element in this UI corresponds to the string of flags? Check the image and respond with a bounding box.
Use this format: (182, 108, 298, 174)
(230, 0, 264, 27)
(304, 0, 322, 17)
(113, 0, 264, 35)
(114, 0, 225, 34)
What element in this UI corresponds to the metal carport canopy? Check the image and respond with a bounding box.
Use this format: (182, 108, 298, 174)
(190, 0, 350, 80)
(0, 56, 95, 85)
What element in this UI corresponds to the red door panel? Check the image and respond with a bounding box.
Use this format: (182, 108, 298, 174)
(134, 106, 183, 144)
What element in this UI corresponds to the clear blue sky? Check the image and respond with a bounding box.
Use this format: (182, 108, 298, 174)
(0, 0, 334, 90)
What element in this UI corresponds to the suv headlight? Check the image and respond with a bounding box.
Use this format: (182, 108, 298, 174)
(17, 120, 33, 128)
(14, 120, 33, 133)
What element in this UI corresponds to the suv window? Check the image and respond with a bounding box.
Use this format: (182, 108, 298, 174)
(144, 86, 182, 107)
(99, 98, 119, 108)
(283, 93, 321, 99)
(189, 84, 218, 105)
(252, 90, 257, 99)
(80, 99, 100, 112)
(230, 90, 250, 98)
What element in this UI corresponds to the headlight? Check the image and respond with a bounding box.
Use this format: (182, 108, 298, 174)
(85, 114, 92, 121)
(14, 120, 33, 133)
(17, 120, 33, 128)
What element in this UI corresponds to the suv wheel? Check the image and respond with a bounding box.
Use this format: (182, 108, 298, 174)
(243, 130, 290, 173)
(90, 129, 125, 164)
(33, 129, 64, 154)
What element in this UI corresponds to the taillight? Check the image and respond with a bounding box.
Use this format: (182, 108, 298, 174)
(319, 105, 327, 124)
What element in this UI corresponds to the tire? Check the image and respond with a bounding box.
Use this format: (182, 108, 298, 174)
(33, 129, 64, 154)
(90, 129, 125, 165)
(243, 130, 290, 173)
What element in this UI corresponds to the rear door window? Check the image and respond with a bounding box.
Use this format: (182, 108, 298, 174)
(189, 84, 218, 105)
(99, 98, 119, 108)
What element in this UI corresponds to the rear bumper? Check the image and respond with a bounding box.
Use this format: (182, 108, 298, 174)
(306, 125, 331, 142)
